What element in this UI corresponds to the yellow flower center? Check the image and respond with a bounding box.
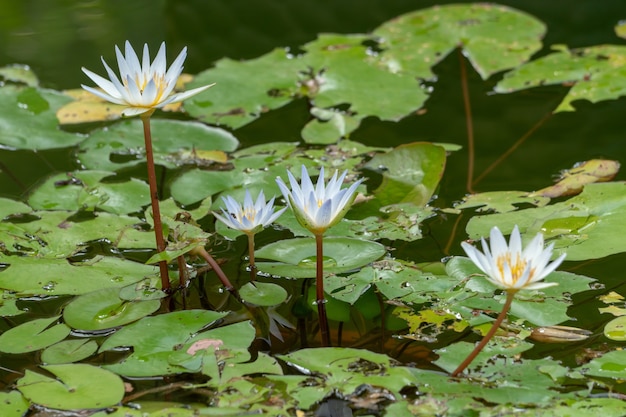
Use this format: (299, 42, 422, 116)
(496, 253, 533, 285)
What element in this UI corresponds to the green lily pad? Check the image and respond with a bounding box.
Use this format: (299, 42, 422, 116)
(301, 107, 361, 145)
(0, 198, 31, 219)
(364, 142, 446, 207)
(255, 237, 386, 278)
(495, 45, 626, 112)
(17, 364, 124, 410)
(583, 350, 626, 379)
(63, 287, 161, 331)
(0, 64, 39, 86)
(373, 3, 545, 80)
(301, 34, 429, 123)
(41, 339, 99, 364)
(170, 169, 243, 206)
(239, 282, 288, 307)
(185, 47, 304, 129)
(0, 255, 157, 296)
(465, 182, 626, 261)
(0, 85, 82, 150)
(77, 118, 238, 171)
(99, 310, 229, 377)
(604, 316, 626, 341)
(0, 210, 148, 258)
(27, 170, 150, 214)
(0, 391, 29, 417)
(0, 315, 70, 354)
(455, 191, 551, 213)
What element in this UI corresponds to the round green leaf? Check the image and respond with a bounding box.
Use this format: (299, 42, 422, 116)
(78, 118, 239, 171)
(0, 391, 29, 417)
(63, 287, 160, 331)
(604, 316, 626, 341)
(374, 3, 545, 80)
(17, 364, 124, 410)
(239, 281, 288, 307)
(27, 170, 150, 214)
(41, 339, 99, 364)
(255, 237, 385, 278)
(0, 316, 70, 353)
(0, 255, 158, 296)
(0, 85, 82, 150)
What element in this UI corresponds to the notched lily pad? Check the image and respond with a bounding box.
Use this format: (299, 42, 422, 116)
(17, 364, 125, 410)
(255, 237, 386, 278)
(78, 118, 238, 171)
(41, 339, 99, 364)
(240, 282, 288, 307)
(63, 287, 161, 331)
(0, 315, 70, 354)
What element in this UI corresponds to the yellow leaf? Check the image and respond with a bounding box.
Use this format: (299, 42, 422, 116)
(531, 159, 620, 198)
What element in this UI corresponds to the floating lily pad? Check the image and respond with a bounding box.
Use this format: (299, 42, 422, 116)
(118, 278, 168, 301)
(0, 210, 147, 258)
(495, 45, 626, 112)
(0, 391, 29, 417)
(255, 237, 386, 279)
(27, 170, 150, 214)
(77, 118, 238, 171)
(17, 364, 124, 410)
(584, 350, 626, 379)
(170, 169, 243, 206)
(465, 182, 626, 261)
(364, 142, 446, 207)
(0, 316, 70, 354)
(240, 282, 288, 307)
(604, 316, 626, 341)
(0, 255, 157, 296)
(185, 47, 304, 129)
(63, 287, 161, 331)
(100, 310, 229, 377)
(41, 339, 99, 364)
(455, 191, 550, 213)
(374, 3, 545, 80)
(0, 85, 82, 150)
(0, 198, 31, 220)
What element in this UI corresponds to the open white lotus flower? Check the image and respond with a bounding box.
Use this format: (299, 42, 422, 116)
(81, 40, 213, 117)
(213, 190, 286, 235)
(461, 225, 566, 291)
(276, 165, 363, 235)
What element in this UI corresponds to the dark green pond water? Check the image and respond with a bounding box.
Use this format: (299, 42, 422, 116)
(2, 0, 626, 413)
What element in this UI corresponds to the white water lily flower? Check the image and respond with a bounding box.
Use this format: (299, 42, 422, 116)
(461, 225, 566, 291)
(276, 165, 363, 235)
(82, 40, 214, 117)
(214, 190, 286, 235)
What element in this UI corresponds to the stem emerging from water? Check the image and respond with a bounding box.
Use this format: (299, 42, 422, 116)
(451, 290, 516, 377)
(247, 233, 257, 282)
(315, 233, 330, 347)
(458, 48, 475, 194)
(194, 246, 239, 299)
(141, 112, 170, 291)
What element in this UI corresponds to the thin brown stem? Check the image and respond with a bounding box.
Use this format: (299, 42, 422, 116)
(458, 48, 475, 194)
(451, 290, 516, 377)
(141, 113, 170, 291)
(315, 233, 330, 347)
(195, 246, 239, 299)
(247, 233, 257, 282)
(473, 111, 553, 187)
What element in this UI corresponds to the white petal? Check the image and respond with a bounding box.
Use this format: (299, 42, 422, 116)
(151, 42, 168, 76)
(124, 41, 142, 76)
(80, 85, 126, 105)
(164, 45, 186, 84)
(276, 177, 292, 205)
(121, 107, 152, 117)
(300, 165, 315, 196)
(164, 83, 214, 104)
(81, 67, 120, 98)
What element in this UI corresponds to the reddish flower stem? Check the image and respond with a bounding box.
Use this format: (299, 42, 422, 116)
(451, 290, 516, 377)
(315, 233, 330, 347)
(247, 233, 257, 282)
(141, 113, 170, 291)
(195, 246, 238, 299)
